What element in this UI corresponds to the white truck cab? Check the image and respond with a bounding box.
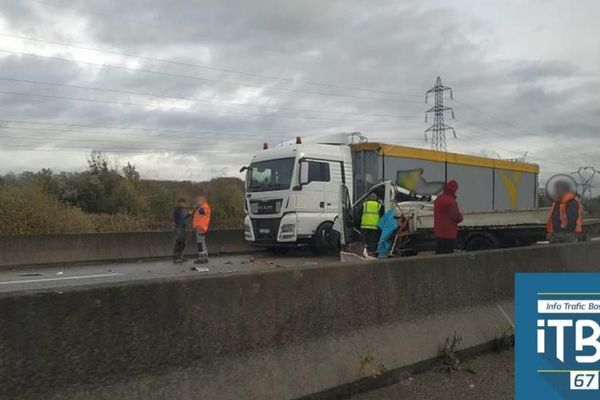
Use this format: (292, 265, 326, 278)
(242, 134, 354, 252)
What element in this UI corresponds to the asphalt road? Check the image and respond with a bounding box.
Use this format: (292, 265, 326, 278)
(0, 250, 339, 293)
(349, 350, 514, 400)
(3, 239, 589, 294)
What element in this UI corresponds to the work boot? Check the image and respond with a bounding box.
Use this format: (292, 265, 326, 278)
(194, 258, 208, 264)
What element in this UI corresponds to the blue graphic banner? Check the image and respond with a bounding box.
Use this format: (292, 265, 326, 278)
(516, 273, 600, 399)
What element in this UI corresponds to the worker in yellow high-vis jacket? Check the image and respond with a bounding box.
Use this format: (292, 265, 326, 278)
(360, 193, 384, 255)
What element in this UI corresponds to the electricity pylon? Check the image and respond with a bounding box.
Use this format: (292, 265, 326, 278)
(425, 76, 456, 151)
(572, 167, 598, 199)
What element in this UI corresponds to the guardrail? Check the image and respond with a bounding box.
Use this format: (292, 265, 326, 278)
(0, 230, 252, 268)
(2, 241, 600, 399)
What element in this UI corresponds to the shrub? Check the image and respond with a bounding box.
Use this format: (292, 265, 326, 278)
(0, 153, 247, 234)
(0, 185, 95, 235)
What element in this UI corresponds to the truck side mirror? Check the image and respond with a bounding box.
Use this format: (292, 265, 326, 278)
(299, 161, 310, 185)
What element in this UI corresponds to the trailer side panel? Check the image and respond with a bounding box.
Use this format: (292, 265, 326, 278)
(447, 163, 494, 211)
(351, 143, 539, 212)
(494, 169, 537, 210)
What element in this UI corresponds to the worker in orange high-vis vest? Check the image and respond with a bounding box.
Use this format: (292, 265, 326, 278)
(547, 181, 583, 243)
(192, 196, 211, 264)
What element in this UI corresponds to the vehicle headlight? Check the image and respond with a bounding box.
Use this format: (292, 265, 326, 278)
(279, 223, 296, 239)
(244, 216, 254, 241)
(280, 224, 295, 233)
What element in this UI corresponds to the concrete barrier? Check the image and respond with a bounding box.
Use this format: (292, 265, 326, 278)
(0, 230, 252, 268)
(1, 242, 600, 400)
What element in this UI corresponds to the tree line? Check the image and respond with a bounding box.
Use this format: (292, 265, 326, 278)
(0, 152, 245, 235)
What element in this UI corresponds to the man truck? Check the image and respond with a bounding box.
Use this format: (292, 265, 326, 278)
(241, 132, 544, 253)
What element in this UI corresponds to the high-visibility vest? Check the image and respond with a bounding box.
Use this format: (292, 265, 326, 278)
(360, 200, 381, 230)
(547, 193, 582, 234)
(193, 203, 211, 232)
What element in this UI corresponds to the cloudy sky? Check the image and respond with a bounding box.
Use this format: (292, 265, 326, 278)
(0, 0, 598, 186)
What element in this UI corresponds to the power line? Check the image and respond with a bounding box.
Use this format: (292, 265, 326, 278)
(454, 118, 599, 164)
(1, 118, 427, 146)
(4, 105, 594, 167)
(0, 139, 255, 153)
(0, 138, 256, 152)
(0, 118, 281, 137)
(0, 145, 248, 155)
(452, 98, 524, 131)
(0, 121, 290, 151)
(454, 99, 600, 165)
(0, 89, 419, 125)
(1, 121, 594, 173)
(0, 125, 275, 144)
(453, 118, 512, 140)
(0, 32, 422, 100)
(0, 120, 425, 149)
(0, 49, 422, 104)
(0, 76, 422, 121)
(442, 113, 585, 162)
(0, 123, 311, 149)
(0, 125, 268, 151)
(453, 97, 596, 148)
(3, 114, 593, 165)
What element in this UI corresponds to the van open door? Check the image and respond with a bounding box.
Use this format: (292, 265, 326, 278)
(334, 183, 354, 246)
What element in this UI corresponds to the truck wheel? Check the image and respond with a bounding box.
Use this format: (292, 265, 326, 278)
(310, 221, 339, 255)
(464, 232, 500, 252)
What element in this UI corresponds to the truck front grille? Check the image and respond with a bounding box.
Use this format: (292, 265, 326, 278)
(249, 199, 283, 215)
(251, 218, 281, 242)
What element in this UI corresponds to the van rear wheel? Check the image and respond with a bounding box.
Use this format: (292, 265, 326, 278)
(310, 221, 339, 255)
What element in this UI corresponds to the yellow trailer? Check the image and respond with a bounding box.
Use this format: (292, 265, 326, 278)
(351, 142, 540, 212)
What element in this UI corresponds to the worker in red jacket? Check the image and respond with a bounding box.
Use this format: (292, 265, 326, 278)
(433, 180, 463, 254)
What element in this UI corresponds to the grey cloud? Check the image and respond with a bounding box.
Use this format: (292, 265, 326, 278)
(508, 60, 581, 82)
(0, 0, 598, 179)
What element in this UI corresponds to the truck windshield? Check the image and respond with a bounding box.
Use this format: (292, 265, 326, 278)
(247, 157, 295, 192)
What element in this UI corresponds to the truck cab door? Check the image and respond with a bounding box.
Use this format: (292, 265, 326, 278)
(295, 160, 328, 216)
(323, 162, 343, 214)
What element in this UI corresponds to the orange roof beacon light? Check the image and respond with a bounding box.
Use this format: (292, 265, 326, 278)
(296, 136, 302, 144)
(263, 142, 268, 150)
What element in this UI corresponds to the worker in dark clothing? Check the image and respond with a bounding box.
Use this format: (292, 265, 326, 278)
(173, 198, 191, 263)
(360, 193, 384, 255)
(433, 180, 463, 254)
(547, 181, 583, 243)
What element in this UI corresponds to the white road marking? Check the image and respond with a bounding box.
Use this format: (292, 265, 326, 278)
(0, 273, 123, 285)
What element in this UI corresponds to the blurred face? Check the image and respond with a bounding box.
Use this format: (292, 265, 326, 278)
(197, 196, 206, 206)
(178, 200, 186, 207)
(554, 182, 569, 200)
